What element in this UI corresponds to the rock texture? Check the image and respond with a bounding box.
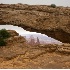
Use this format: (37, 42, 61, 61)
(0, 4, 70, 43)
(0, 30, 70, 68)
(0, 30, 28, 60)
(7, 30, 19, 37)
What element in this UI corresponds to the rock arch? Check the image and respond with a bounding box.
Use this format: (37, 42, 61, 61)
(0, 4, 70, 43)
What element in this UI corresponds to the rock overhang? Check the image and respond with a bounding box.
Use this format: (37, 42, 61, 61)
(0, 4, 70, 43)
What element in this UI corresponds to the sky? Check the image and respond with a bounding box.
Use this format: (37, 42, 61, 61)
(0, 25, 40, 35)
(0, 0, 70, 7)
(0, 25, 62, 42)
(0, 0, 70, 35)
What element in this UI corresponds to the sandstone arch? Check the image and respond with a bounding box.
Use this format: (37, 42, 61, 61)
(0, 4, 70, 43)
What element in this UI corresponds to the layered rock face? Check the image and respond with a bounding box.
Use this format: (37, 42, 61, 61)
(0, 4, 70, 43)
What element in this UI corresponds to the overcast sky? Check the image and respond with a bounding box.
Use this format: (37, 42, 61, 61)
(0, 25, 39, 35)
(0, 0, 70, 7)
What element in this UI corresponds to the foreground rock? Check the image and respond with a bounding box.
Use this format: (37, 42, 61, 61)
(0, 30, 70, 68)
(0, 43, 70, 69)
(0, 4, 70, 43)
(0, 30, 28, 59)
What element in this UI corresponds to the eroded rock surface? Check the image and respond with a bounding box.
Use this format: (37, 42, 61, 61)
(0, 4, 70, 43)
(0, 30, 70, 68)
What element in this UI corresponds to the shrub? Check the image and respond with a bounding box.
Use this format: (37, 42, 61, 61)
(0, 29, 10, 46)
(51, 4, 56, 8)
(0, 29, 10, 39)
(0, 38, 6, 46)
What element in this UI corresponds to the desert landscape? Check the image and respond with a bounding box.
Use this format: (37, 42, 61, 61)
(0, 3, 70, 69)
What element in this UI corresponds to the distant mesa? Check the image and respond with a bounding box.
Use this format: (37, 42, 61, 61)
(22, 34, 62, 45)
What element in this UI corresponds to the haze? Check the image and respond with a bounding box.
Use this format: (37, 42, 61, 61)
(0, 0, 70, 7)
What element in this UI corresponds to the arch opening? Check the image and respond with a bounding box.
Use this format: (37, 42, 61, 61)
(0, 25, 62, 45)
